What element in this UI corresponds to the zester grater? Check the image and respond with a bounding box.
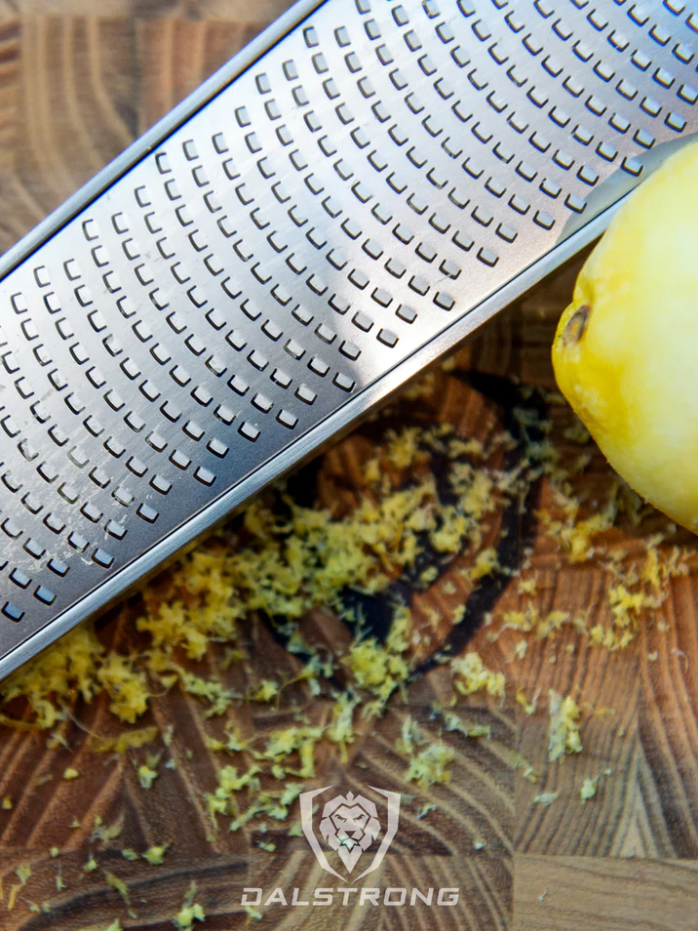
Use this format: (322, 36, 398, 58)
(0, 0, 696, 679)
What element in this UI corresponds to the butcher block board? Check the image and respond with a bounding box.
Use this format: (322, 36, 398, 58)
(1, 4, 698, 930)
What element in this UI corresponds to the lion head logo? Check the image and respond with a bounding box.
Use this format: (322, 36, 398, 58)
(318, 791, 381, 873)
(300, 785, 401, 881)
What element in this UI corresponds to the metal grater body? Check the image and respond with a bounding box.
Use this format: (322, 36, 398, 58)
(1, 0, 697, 677)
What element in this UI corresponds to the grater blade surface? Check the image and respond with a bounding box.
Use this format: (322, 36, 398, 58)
(1, 0, 697, 677)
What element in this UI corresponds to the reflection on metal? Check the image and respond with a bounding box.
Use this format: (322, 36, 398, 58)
(1, 0, 697, 676)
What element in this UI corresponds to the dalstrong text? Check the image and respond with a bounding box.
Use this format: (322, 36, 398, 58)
(241, 887, 460, 907)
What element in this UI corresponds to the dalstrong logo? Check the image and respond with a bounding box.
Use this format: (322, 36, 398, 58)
(300, 786, 401, 881)
(241, 783, 460, 910)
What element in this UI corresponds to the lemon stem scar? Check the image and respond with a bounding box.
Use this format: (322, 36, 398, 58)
(563, 305, 590, 346)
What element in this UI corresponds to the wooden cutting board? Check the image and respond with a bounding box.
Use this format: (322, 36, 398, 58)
(1, 5, 698, 930)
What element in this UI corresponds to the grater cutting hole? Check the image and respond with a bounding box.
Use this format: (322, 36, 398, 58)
(0, 0, 696, 680)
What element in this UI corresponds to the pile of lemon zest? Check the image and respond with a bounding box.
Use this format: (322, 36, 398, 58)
(385, 426, 430, 471)
(548, 690, 583, 762)
(416, 803, 438, 819)
(451, 652, 505, 698)
(451, 604, 467, 625)
(90, 816, 122, 844)
(0, 625, 103, 729)
(447, 436, 484, 458)
(469, 547, 501, 582)
(142, 844, 169, 865)
(174, 882, 206, 929)
(147, 662, 237, 717)
(517, 577, 538, 595)
(541, 496, 616, 563)
(96, 653, 150, 724)
(103, 870, 132, 911)
(0, 713, 36, 732)
(174, 902, 206, 931)
(396, 715, 427, 756)
(513, 640, 528, 660)
(397, 716, 454, 789)
(325, 691, 360, 759)
(91, 726, 159, 754)
(15, 865, 31, 885)
(250, 680, 279, 703)
(515, 687, 538, 716)
(0, 413, 519, 733)
(137, 764, 159, 790)
(404, 742, 455, 790)
(262, 725, 324, 780)
(580, 776, 599, 802)
(440, 710, 491, 739)
(205, 764, 262, 822)
(8, 864, 32, 907)
(534, 792, 559, 807)
(204, 725, 252, 755)
(363, 457, 381, 484)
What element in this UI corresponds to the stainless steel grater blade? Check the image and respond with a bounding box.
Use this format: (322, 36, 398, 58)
(1, 0, 697, 679)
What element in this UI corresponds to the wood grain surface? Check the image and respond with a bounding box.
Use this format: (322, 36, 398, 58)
(1, 3, 698, 930)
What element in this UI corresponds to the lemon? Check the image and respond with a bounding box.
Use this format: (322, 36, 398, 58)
(552, 140, 698, 533)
